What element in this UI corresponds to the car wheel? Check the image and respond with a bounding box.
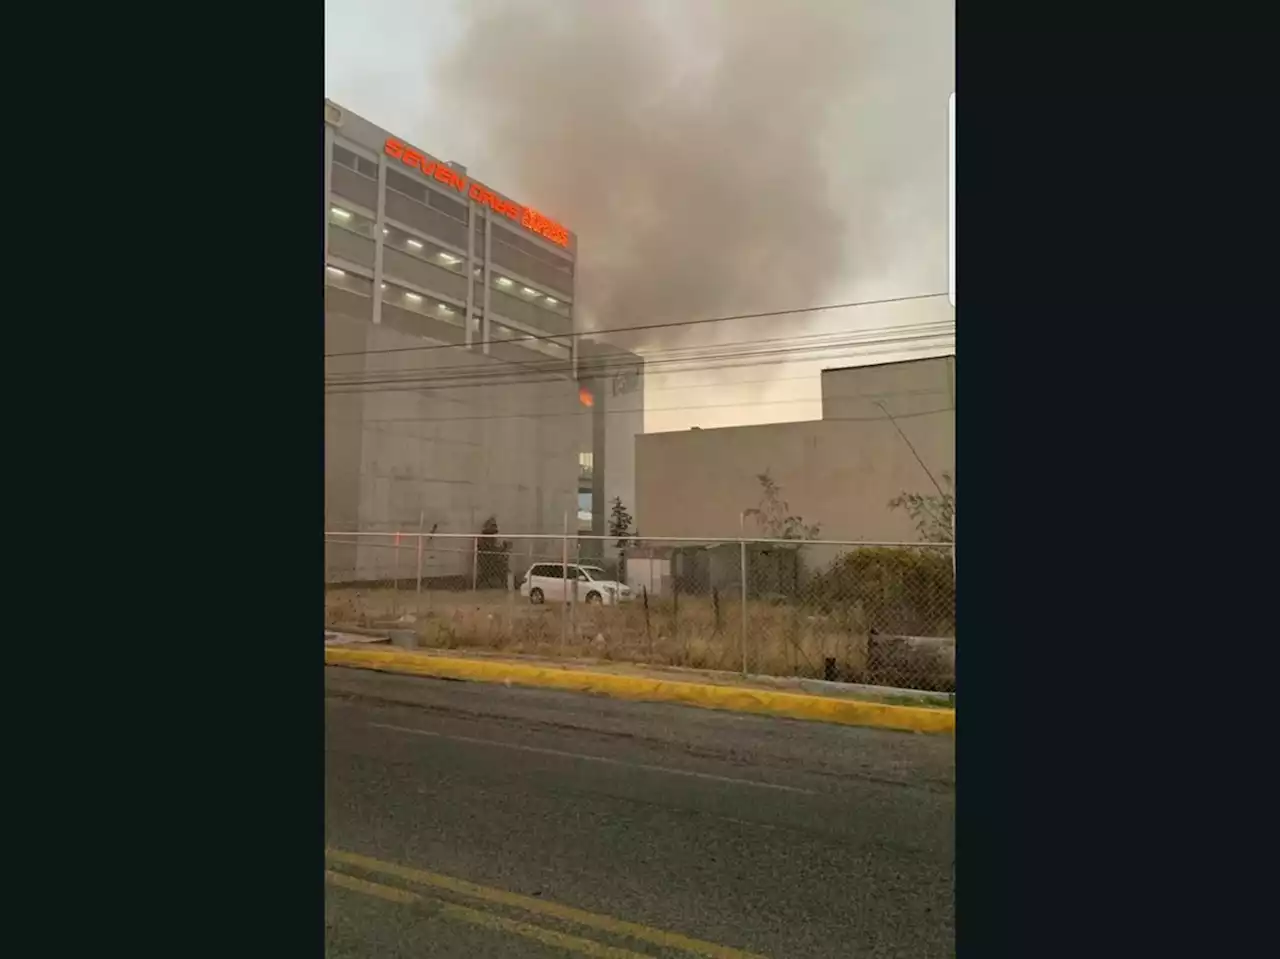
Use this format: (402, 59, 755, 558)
(585, 591, 602, 605)
(530, 588, 544, 604)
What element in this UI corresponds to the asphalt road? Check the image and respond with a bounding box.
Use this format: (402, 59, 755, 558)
(325, 666, 955, 959)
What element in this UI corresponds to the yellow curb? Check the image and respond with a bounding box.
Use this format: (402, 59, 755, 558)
(325, 647, 954, 735)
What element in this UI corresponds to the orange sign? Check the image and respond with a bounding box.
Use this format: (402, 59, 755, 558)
(383, 137, 570, 249)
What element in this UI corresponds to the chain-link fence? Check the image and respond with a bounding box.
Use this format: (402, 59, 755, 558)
(325, 531, 955, 693)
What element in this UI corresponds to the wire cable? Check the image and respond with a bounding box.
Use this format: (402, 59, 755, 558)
(323, 291, 950, 360)
(331, 402, 954, 428)
(324, 320, 954, 385)
(325, 329, 955, 395)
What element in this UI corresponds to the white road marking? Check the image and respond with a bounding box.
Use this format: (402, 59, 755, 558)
(368, 722, 816, 795)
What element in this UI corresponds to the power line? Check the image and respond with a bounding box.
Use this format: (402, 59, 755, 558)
(874, 399, 946, 498)
(333, 401, 952, 428)
(323, 291, 950, 360)
(325, 330, 956, 395)
(326, 339, 955, 398)
(325, 340, 957, 412)
(326, 344, 955, 399)
(325, 325, 957, 391)
(323, 320, 953, 384)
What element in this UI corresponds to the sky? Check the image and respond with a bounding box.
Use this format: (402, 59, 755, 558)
(325, 0, 954, 433)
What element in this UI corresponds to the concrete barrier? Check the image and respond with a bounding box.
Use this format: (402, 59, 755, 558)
(324, 646, 954, 735)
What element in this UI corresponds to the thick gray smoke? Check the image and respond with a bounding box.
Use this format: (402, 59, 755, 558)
(428, 0, 871, 349)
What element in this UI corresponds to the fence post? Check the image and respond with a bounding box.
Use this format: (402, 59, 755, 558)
(643, 586, 652, 658)
(570, 536, 578, 639)
(560, 512, 569, 654)
(670, 573, 680, 655)
(415, 510, 424, 596)
(739, 511, 749, 675)
(740, 539, 748, 675)
(951, 509, 957, 580)
(392, 531, 402, 615)
(471, 536, 479, 592)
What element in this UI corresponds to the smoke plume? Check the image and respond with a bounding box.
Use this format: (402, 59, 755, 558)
(427, 0, 873, 349)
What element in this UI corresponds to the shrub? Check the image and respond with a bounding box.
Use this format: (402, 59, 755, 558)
(476, 515, 512, 589)
(805, 547, 955, 637)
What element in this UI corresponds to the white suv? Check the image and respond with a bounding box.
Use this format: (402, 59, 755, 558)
(520, 563, 633, 606)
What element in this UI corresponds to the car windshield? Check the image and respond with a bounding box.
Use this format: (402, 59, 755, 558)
(580, 567, 606, 581)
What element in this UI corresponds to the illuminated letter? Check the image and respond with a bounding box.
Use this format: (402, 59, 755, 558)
(384, 138, 405, 160)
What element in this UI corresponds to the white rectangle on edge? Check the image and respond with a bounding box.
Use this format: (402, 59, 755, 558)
(949, 92, 955, 308)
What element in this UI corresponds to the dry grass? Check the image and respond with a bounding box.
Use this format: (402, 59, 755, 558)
(323, 586, 916, 682)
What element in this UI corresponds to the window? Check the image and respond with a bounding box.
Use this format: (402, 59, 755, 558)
(538, 293, 570, 318)
(489, 321, 521, 343)
(324, 265, 373, 297)
(579, 452, 594, 476)
(386, 168, 469, 225)
(325, 265, 373, 321)
(577, 492, 593, 526)
(490, 274, 572, 329)
(386, 168, 427, 203)
(535, 339, 570, 360)
(492, 223, 574, 274)
(329, 205, 375, 239)
(488, 322, 570, 360)
(381, 281, 463, 325)
(333, 143, 377, 180)
(383, 225, 466, 272)
(491, 223, 574, 296)
(385, 189, 468, 248)
(428, 189, 468, 224)
(508, 276, 570, 312)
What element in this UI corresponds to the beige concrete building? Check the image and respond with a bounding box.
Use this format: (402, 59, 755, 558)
(635, 355, 955, 542)
(323, 100, 643, 581)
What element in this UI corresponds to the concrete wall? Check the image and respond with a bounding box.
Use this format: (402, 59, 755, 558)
(821, 355, 955, 422)
(578, 340, 645, 537)
(635, 357, 954, 543)
(325, 312, 584, 583)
